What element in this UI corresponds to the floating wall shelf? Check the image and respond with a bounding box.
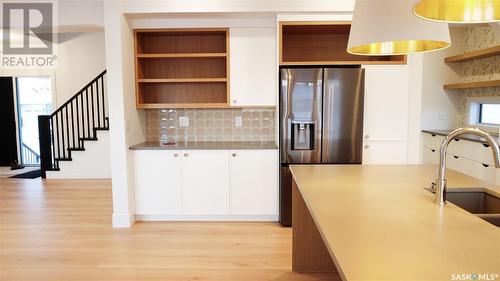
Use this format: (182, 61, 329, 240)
(444, 45, 500, 63)
(443, 80, 500, 90)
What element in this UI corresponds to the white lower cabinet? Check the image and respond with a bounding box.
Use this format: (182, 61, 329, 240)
(134, 150, 182, 215)
(134, 149, 278, 220)
(363, 141, 407, 164)
(181, 150, 230, 215)
(422, 132, 499, 185)
(229, 150, 278, 215)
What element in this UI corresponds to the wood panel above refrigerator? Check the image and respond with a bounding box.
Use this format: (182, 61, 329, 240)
(279, 21, 407, 66)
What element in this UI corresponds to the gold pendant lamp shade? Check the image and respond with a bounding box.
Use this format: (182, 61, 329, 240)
(347, 0, 451, 56)
(414, 0, 500, 23)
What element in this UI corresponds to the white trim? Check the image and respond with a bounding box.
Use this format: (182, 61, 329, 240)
(135, 214, 279, 222)
(466, 96, 500, 133)
(113, 213, 135, 228)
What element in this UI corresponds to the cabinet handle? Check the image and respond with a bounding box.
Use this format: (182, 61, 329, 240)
(364, 145, 370, 149)
(482, 143, 490, 148)
(184, 153, 189, 157)
(232, 153, 237, 157)
(431, 149, 436, 152)
(454, 138, 460, 142)
(453, 155, 459, 159)
(482, 163, 490, 168)
(174, 153, 179, 157)
(431, 134, 436, 137)
(364, 134, 370, 139)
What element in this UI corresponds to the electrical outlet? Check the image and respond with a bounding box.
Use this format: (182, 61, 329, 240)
(234, 116, 243, 127)
(438, 112, 446, 120)
(179, 116, 189, 127)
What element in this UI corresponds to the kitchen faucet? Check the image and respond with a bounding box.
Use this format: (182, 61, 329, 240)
(433, 128, 500, 206)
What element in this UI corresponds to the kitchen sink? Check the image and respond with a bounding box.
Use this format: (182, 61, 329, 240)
(425, 189, 500, 227)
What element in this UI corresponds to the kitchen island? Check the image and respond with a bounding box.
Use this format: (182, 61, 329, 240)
(290, 165, 500, 281)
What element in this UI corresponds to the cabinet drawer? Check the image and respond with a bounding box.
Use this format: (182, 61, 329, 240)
(445, 154, 473, 175)
(454, 139, 497, 166)
(423, 147, 439, 164)
(468, 160, 497, 185)
(422, 133, 445, 150)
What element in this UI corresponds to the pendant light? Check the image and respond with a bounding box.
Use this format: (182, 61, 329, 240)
(347, 0, 451, 56)
(413, 0, 500, 23)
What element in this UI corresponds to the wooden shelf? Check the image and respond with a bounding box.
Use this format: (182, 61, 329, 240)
(137, 53, 227, 58)
(279, 21, 406, 65)
(138, 78, 227, 83)
(134, 28, 230, 108)
(444, 45, 500, 63)
(443, 80, 500, 90)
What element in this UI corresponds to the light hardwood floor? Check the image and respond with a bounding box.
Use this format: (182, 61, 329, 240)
(0, 178, 339, 281)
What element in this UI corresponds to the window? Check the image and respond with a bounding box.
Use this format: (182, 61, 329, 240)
(479, 104, 500, 125)
(467, 97, 500, 132)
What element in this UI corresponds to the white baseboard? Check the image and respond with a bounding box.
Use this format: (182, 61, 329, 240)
(135, 214, 279, 222)
(113, 213, 135, 228)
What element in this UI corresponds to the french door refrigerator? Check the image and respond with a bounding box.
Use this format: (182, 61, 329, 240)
(279, 67, 365, 226)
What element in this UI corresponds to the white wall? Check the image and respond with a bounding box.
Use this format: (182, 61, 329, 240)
(55, 32, 106, 107)
(122, 0, 355, 14)
(420, 27, 462, 130)
(46, 131, 110, 179)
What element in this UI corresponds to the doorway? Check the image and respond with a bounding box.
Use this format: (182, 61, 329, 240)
(15, 77, 53, 166)
(0, 77, 18, 167)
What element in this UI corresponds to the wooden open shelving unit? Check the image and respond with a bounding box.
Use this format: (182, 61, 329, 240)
(134, 28, 230, 108)
(443, 45, 500, 90)
(279, 22, 406, 66)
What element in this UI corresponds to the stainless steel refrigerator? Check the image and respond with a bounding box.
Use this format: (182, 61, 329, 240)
(279, 67, 365, 226)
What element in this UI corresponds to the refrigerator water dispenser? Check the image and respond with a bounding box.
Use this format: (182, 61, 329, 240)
(291, 122, 314, 150)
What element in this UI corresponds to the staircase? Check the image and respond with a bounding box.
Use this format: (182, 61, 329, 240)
(38, 70, 108, 178)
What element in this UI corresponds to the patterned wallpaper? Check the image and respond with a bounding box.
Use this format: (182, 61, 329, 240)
(146, 108, 276, 143)
(457, 25, 500, 126)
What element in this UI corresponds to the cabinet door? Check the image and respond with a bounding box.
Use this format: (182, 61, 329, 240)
(181, 150, 230, 215)
(230, 27, 276, 107)
(229, 150, 278, 215)
(363, 141, 407, 164)
(134, 150, 182, 215)
(363, 65, 409, 141)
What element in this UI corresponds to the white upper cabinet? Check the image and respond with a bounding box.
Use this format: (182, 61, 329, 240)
(363, 65, 409, 141)
(134, 150, 182, 215)
(229, 150, 278, 215)
(230, 27, 276, 107)
(181, 150, 230, 215)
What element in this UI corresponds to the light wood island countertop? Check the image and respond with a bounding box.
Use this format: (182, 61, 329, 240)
(290, 164, 500, 281)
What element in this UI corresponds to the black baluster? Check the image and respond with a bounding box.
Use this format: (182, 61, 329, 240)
(86, 89, 90, 138)
(101, 76, 106, 128)
(65, 106, 70, 155)
(90, 82, 95, 137)
(96, 79, 101, 128)
(71, 101, 75, 149)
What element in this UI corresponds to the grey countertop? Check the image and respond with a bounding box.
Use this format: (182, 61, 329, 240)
(130, 141, 278, 150)
(422, 129, 499, 147)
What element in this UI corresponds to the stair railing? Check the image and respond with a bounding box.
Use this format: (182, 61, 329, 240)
(38, 70, 107, 177)
(21, 143, 40, 165)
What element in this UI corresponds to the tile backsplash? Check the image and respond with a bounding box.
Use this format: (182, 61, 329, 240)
(146, 108, 276, 143)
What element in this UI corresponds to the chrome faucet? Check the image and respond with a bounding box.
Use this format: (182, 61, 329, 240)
(433, 128, 500, 206)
